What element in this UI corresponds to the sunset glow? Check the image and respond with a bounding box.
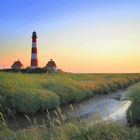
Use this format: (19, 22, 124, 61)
(0, 0, 140, 73)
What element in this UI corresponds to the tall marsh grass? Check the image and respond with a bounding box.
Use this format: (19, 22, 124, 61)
(125, 83, 140, 126)
(0, 72, 140, 114)
(0, 117, 140, 140)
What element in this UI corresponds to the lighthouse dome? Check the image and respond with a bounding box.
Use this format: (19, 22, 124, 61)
(32, 31, 37, 38)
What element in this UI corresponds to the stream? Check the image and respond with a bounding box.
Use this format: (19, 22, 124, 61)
(6, 90, 131, 129)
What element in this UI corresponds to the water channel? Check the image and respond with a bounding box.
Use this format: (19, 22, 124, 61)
(6, 90, 131, 129)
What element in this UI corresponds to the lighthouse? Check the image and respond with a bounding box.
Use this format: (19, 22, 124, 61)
(31, 31, 38, 68)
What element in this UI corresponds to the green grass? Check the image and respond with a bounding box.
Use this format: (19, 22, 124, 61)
(1, 72, 140, 140)
(0, 72, 140, 114)
(0, 120, 140, 140)
(125, 83, 140, 126)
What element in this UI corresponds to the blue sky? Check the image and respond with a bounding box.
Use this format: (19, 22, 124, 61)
(1, 0, 139, 35)
(0, 0, 140, 72)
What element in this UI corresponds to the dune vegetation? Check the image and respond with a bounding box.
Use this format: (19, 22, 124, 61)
(0, 72, 140, 114)
(0, 117, 140, 140)
(125, 82, 140, 126)
(0, 72, 140, 140)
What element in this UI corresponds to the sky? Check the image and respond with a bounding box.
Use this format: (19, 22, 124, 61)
(0, 0, 140, 73)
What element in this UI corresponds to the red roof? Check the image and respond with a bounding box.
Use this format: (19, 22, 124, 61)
(11, 60, 23, 68)
(46, 59, 57, 68)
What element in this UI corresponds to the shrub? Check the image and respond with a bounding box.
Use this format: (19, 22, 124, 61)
(13, 88, 60, 114)
(106, 81, 118, 92)
(0, 72, 140, 114)
(0, 121, 140, 140)
(43, 80, 90, 104)
(125, 83, 140, 126)
(70, 122, 140, 140)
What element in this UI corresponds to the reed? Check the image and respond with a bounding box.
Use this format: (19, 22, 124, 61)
(0, 72, 140, 114)
(125, 82, 140, 126)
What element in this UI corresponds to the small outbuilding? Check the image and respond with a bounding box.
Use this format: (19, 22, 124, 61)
(11, 60, 24, 69)
(44, 59, 57, 72)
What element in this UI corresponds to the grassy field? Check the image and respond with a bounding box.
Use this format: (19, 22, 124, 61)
(0, 118, 140, 140)
(0, 72, 140, 114)
(125, 82, 140, 126)
(0, 72, 140, 140)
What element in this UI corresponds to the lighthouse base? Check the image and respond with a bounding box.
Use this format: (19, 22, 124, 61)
(30, 66, 38, 69)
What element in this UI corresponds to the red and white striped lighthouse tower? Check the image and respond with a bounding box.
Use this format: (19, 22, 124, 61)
(31, 31, 38, 68)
